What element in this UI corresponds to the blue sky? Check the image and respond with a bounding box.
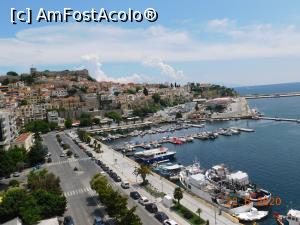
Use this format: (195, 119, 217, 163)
(1, 0, 300, 86)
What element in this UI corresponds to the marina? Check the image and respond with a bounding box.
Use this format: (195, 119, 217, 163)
(105, 96, 300, 225)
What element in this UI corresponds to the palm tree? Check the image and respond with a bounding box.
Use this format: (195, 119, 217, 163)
(196, 208, 202, 219)
(136, 164, 152, 185)
(173, 187, 183, 205)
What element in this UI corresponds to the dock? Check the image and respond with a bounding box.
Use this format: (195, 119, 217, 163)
(259, 116, 300, 123)
(244, 92, 300, 99)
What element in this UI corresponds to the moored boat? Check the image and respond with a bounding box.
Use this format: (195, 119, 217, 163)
(235, 207, 268, 221)
(134, 147, 176, 164)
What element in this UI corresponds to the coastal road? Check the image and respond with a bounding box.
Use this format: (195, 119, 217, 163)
(85, 136, 241, 225)
(43, 132, 161, 225)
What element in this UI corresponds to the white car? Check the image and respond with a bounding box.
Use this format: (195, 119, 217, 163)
(163, 219, 178, 225)
(121, 180, 130, 189)
(60, 153, 67, 157)
(138, 196, 149, 206)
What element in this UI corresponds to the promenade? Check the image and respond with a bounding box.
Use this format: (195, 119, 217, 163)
(89, 136, 241, 225)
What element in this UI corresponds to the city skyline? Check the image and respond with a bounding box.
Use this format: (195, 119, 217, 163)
(1, 0, 300, 86)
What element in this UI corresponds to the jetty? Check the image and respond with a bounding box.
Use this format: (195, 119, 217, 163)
(259, 116, 300, 123)
(244, 92, 300, 99)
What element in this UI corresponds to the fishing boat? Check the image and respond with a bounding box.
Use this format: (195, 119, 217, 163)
(154, 163, 184, 181)
(134, 147, 176, 164)
(234, 207, 268, 221)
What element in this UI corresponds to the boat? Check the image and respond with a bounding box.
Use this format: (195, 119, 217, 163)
(285, 209, 299, 225)
(179, 162, 214, 202)
(155, 163, 184, 181)
(234, 207, 268, 221)
(274, 209, 300, 225)
(186, 136, 194, 142)
(134, 147, 176, 164)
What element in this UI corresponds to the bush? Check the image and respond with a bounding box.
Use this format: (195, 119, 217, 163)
(9, 179, 20, 187)
(183, 210, 193, 219)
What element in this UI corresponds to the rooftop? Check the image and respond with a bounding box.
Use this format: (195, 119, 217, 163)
(14, 132, 32, 143)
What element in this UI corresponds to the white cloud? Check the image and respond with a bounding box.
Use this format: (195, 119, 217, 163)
(1, 22, 300, 70)
(142, 57, 185, 80)
(207, 18, 232, 31)
(82, 54, 141, 83)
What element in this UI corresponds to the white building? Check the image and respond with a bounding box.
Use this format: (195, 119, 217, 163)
(11, 132, 34, 151)
(47, 111, 65, 128)
(0, 110, 18, 150)
(51, 88, 68, 97)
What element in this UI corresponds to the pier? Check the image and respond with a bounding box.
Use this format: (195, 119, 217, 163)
(259, 116, 300, 123)
(244, 92, 300, 99)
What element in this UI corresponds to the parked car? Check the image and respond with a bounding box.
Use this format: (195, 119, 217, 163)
(138, 196, 149, 206)
(130, 191, 141, 200)
(145, 203, 158, 213)
(74, 153, 79, 158)
(163, 219, 178, 225)
(63, 216, 75, 225)
(13, 172, 20, 177)
(102, 166, 109, 172)
(154, 212, 169, 223)
(94, 217, 104, 225)
(113, 176, 121, 182)
(121, 180, 130, 189)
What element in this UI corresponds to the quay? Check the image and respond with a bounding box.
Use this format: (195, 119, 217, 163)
(87, 135, 242, 225)
(259, 116, 300, 123)
(244, 92, 300, 99)
(86, 121, 153, 133)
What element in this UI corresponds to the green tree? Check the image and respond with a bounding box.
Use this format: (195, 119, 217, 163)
(0, 149, 15, 177)
(173, 187, 183, 205)
(0, 188, 28, 223)
(8, 179, 20, 187)
(6, 147, 28, 168)
(64, 118, 72, 129)
(136, 164, 152, 185)
(27, 169, 62, 195)
(119, 206, 142, 225)
(49, 122, 58, 131)
(24, 120, 50, 134)
(143, 87, 149, 96)
(92, 117, 100, 125)
(7, 71, 19, 76)
(196, 208, 202, 219)
(105, 111, 122, 125)
(79, 113, 92, 127)
(32, 189, 66, 218)
(152, 93, 161, 103)
(105, 190, 128, 218)
(28, 141, 48, 166)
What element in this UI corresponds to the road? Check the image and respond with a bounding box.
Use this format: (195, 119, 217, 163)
(43, 132, 160, 225)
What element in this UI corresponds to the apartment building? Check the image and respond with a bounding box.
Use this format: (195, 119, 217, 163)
(0, 110, 18, 150)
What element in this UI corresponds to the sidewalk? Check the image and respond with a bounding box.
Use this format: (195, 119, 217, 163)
(88, 136, 241, 225)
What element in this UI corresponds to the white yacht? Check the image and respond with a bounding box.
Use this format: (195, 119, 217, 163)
(275, 209, 300, 225)
(235, 207, 268, 221)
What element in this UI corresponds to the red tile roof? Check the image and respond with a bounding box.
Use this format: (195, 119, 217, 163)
(14, 132, 32, 142)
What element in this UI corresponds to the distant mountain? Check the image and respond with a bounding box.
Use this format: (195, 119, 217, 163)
(234, 82, 300, 95)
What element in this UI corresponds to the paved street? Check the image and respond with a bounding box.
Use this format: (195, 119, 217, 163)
(43, 132, 161, 225)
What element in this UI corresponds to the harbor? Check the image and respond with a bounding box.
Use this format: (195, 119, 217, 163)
(102, 95, 300, 225)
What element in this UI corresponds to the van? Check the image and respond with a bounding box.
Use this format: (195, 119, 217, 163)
(121, 181, 130, 189)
